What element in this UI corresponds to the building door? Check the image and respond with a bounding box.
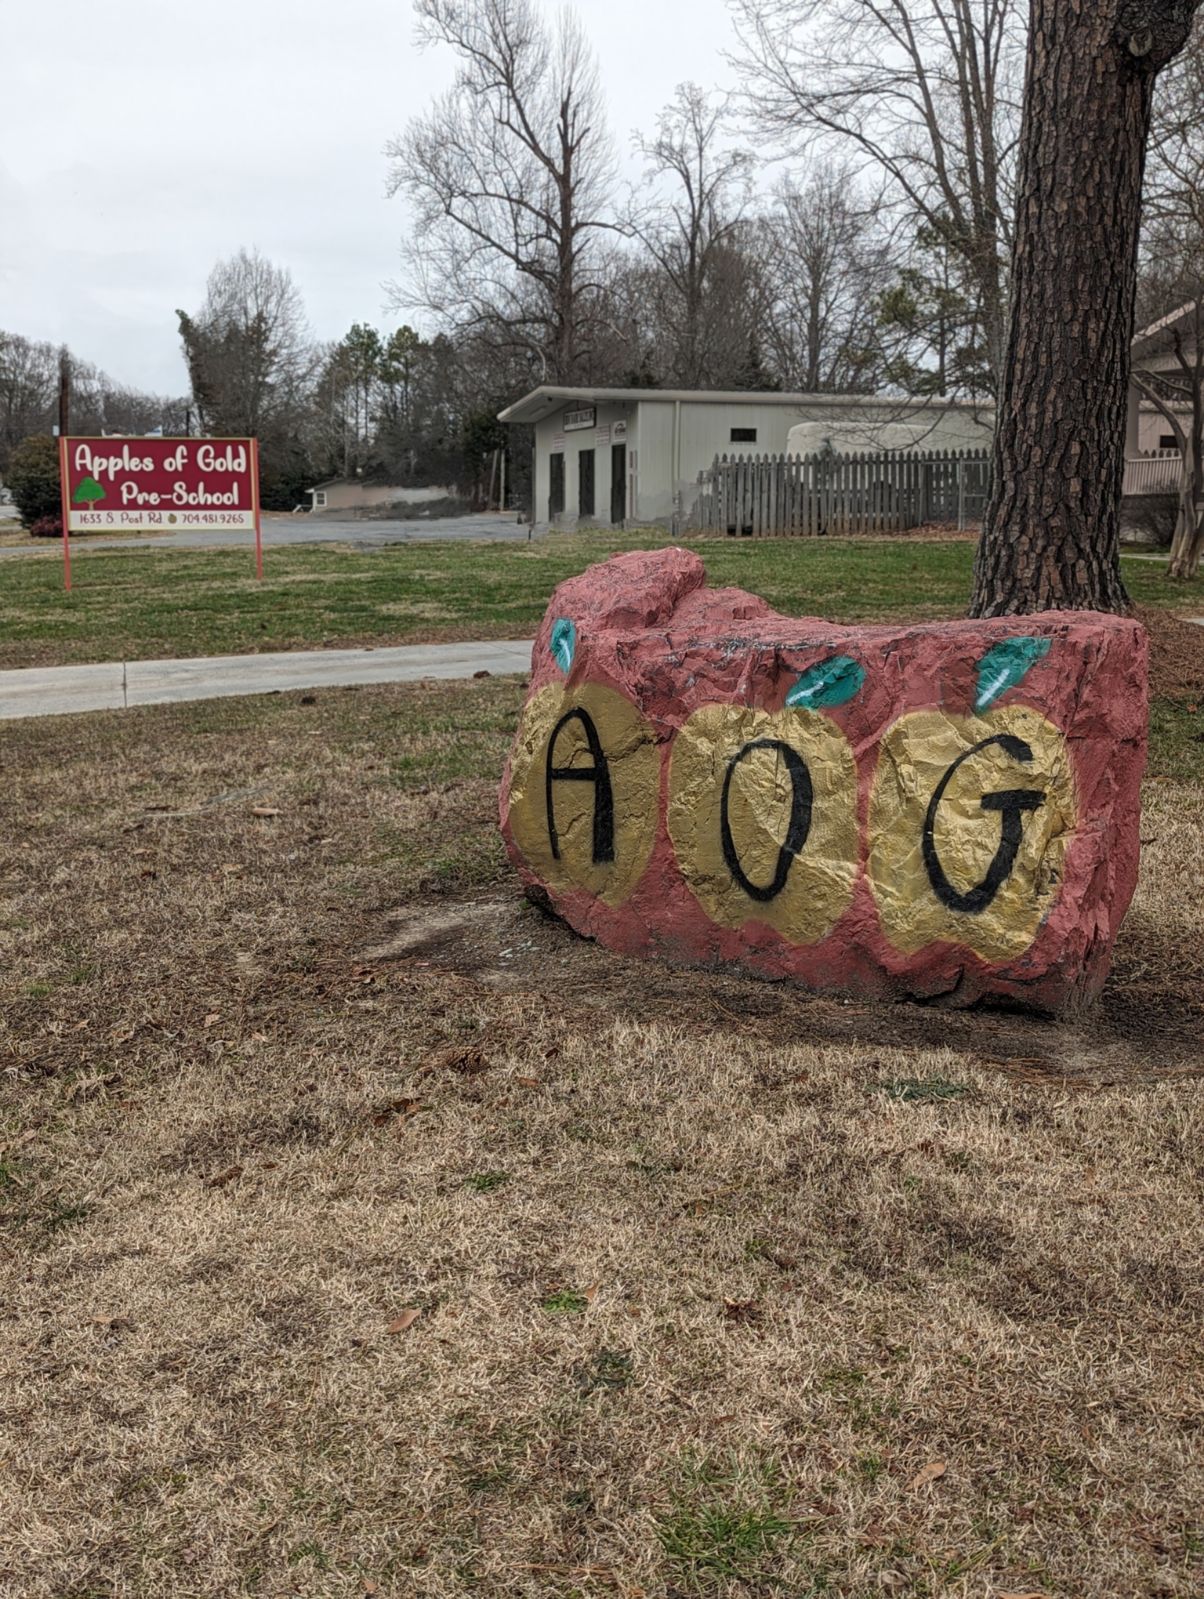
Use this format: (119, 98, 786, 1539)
(549, 452, 565, 521)
(611, 443, 627, 526)
(578, 449, 596, 518)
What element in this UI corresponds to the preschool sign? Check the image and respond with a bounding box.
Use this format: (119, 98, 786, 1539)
(60, 437, 259, 534)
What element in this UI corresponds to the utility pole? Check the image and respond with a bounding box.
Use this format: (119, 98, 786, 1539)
(57, 347, 71, 438)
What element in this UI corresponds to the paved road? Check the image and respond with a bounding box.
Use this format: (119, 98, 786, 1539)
(0, 640, 535, 720)
(0, 512, 538, 558)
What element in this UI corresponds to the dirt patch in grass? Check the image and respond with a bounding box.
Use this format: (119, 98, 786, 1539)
(1, 683, 1202, 1598)
(1140, 605, 1204, 700)
(365, 872, 1204, 1086)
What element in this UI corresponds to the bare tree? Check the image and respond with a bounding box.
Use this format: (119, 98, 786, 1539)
(1132, 260, 1204, 579)
(730, 0, 1022, 393)
(0, 331, 186, 470)
(1147, 19, 1204, 238)
(1132, 29, 1204, 578)
(388, 0, 617, 384)
(971, 0, 1202, 616)
(177, 249, 317, 508)
(628, 83, 754, 387)
(177, 248, 313, 438)
(760, 164, 890, 393)
(0, 332, 58, 472)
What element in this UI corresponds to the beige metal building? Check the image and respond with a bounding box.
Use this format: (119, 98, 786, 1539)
(306, 479, 459, 515)
(498, 386, 996, 529)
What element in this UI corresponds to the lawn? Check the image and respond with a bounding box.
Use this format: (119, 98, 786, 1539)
(0, 530, 1199, 669)
(1, 666, 1202, 1597)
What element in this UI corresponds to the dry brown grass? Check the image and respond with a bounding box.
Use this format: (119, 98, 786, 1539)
(1, 683, 1202, 1599)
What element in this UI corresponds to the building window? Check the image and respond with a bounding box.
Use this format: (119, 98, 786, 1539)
(1159, 434, 1178, 450)
(731, 427, 758, 444)
(313, 491, 327, 509)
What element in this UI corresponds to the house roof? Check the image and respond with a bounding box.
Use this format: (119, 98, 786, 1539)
(307, 477, 413, 492)
(1131, 299, 1200, 353)
(496, 385, 997, 426)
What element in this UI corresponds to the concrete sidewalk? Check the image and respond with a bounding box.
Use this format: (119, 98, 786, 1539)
(0, 640, 535, 721)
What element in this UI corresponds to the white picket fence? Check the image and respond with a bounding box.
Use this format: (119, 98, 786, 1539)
(1122, 451, 1182, 496)
(690, 448, 992, 537)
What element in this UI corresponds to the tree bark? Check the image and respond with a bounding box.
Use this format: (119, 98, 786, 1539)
(971, 0, 1201, 617)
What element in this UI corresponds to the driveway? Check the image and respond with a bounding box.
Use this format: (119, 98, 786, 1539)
(0, 512, 539, 558)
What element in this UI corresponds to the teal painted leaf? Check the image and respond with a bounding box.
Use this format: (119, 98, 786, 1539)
(975, 636, 1051, 713)
(786, 655, 865, 710)
(550, 617, 577, 675)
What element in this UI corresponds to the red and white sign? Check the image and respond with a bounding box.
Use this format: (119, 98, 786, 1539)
(61, 436, 258, 534)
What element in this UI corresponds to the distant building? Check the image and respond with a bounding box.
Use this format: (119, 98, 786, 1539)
(306, 479, 460, 515)
(498, 386, 995, 530)
(1127, 301, 1197, 455)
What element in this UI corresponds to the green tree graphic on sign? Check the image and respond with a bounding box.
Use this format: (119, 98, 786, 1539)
(73, 476, 106, 508)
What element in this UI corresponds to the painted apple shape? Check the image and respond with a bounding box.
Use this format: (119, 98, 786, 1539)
(668, 704, 859, 944)
(505, 681, 660, 909)
(866, 707, 1077, 963)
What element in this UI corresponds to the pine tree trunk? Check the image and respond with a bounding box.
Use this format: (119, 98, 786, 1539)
(971, 0, 1200, 617)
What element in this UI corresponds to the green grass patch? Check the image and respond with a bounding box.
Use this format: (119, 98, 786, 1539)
(1149, 696, 1204, 783)
(853, 1453, 886, 1484)
(42, 1197, 93, 1235)
(464, 1171, 510, 1194)
(3, 531, 1198, 670)
(574, 1348, 634, 1394)
(881, 1077, 972, 1105)
(657, 1453, 799, 1591)
(541, 1288, 590, 1315)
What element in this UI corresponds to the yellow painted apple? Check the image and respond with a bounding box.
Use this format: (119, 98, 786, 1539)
(667, 703, 859, 944)
(504, 681, 660, 908)
(867, 706, 1077, 963)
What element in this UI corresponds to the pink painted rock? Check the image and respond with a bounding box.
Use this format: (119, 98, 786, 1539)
(499, 548, 1148, 1013)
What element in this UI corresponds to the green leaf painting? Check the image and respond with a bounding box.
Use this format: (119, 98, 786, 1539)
(550, 617, 577, 675)
(786, 655, 865, 711)
(975, 637, 1051, 713)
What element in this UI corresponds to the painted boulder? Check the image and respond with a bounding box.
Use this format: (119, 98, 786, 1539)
(499, 548, 1149, 1013)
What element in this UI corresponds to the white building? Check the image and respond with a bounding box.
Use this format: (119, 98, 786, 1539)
(1126, 300, 1197, 455)
(497, 385, 996, 529)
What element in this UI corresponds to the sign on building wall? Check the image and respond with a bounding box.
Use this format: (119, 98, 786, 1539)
(563, 407, 596, 433)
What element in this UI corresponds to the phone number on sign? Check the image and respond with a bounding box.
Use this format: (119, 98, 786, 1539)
(72, 511, 254, 528)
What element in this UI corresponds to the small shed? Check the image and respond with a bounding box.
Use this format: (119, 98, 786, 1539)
(498, 386, 997, 530)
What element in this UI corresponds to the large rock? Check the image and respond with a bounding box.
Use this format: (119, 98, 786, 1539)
(499, 548, 1148, 1013)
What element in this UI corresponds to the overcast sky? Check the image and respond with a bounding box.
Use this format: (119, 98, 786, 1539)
(3, 0, 740, 395)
